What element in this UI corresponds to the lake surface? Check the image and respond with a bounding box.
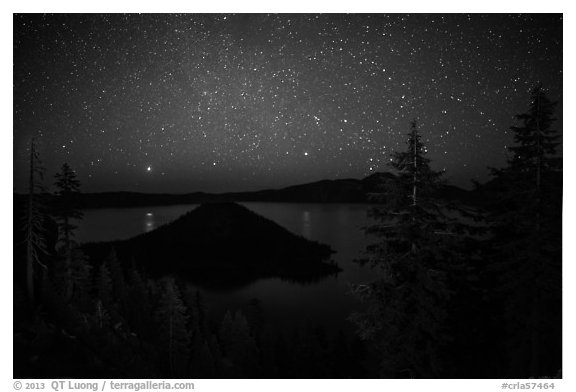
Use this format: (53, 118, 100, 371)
(76, 203, 378, 333)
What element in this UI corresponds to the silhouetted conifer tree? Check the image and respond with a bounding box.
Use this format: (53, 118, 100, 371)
(106, 249, 126, 303)
(155, 278, 190, 377)
(184, 288, 208, 339)
(352, 120, 471, 378)
(96, 263, 113, 307)
(208, 333, 224, 376)
(68, 248, 92, 310)
(94, 299, 111, 329)
(53, 163, 83, 300)
(124, 269, 154, 340)
(291, 323, 330, 377)
(487, 84, 562, 377)
(244, 298, 265, 342)
(219, 310, 260, 377)
(53, 163, 82, 248)
(23, 138, 48, 306)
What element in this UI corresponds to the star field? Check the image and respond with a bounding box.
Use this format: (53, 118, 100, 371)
(13, 14, 562, 193)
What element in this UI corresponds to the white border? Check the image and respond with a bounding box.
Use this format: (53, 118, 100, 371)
(4, 2, 572, 391)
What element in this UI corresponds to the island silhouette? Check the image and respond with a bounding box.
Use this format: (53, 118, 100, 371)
(82, 202, 340, 289)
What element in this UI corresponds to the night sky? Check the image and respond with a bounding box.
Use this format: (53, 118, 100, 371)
(13, 13, 562, 193)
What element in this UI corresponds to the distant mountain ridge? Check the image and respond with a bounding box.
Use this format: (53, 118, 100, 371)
(14, 172, 478, 209)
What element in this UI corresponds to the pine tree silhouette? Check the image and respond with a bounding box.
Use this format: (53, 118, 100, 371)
(155, 278, 191, 377)
(68, 247, 92, 310)
(53, 163, 83, 301)
(219, 310, 260, 377)
(23, 137, 48, 306)
(352, 120, 471, 378)
(96, 262, 113, 308)
(487, 84, 562, 377)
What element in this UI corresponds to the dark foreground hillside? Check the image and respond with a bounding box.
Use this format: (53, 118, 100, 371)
(14, 201, 370, 378)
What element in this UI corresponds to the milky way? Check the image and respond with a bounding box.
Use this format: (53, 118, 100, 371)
(13, 14, 562, 193)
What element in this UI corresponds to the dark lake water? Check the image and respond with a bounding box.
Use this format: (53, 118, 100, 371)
(76, 203, 377, 333)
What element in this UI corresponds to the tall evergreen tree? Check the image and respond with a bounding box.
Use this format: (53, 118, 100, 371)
(53, 163, 82, 250)
(219, 310, 260, 377)
(96, 262, 113, 307)
(53, 163, 83, 300)
(502, 83, 561, 187)
(23, 138, 48, 306)
(68, 247, 92, 311)
(106, 249, 126, 303)
(155, 278, 191, 377)
(352, 120, 469, 378)
(487, 84, 562, 377)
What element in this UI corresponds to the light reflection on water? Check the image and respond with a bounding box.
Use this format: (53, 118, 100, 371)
(302, 210, 311, 238)
(144, 212, 155, 232)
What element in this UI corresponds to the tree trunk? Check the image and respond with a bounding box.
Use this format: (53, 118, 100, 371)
(26, 140, 35, 306)
(169, 308, 174, 376)
(529, 290, 541, 377)
(412, 128, 417, 253)
(65, 216, 72, 301)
